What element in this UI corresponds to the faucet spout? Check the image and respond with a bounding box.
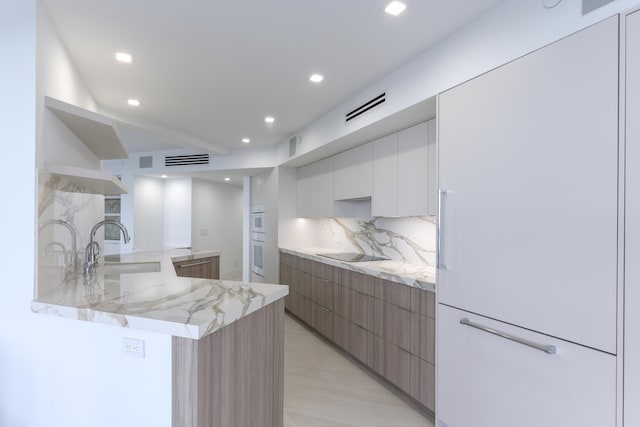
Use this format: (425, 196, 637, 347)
(39, 219, 78, 272)
(90, 220, 131, 244)
(84, 220, 131, 277)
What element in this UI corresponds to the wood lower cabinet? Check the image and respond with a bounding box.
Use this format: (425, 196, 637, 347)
(173, 256, 220, 279)
(172, 299, 284, 427)
(279, 251, 435, 412)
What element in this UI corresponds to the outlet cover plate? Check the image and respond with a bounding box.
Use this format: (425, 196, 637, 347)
(123, 337, 145, 359)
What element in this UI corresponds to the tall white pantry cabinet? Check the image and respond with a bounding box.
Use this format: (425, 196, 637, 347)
(436, 15, 625, 427)
(625, 8, 640, 426)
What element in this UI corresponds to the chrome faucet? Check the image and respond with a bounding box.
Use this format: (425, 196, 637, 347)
(39, 219, 78, 272)
(84, 220, 131, 276)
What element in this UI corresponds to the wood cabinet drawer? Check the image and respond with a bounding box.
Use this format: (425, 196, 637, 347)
(332, 313, 348, 350)
(350, 289, 374, 331)
(310, 275, 333, 310)
(350, 271, 374, 296)
(333, 282, 351, 318)
(311, 302, 333, 339)
(173, 256, 219, 279)
(409, 312, 435, 364)
(437, 304, 616, 427)
(410, 287, 435, 319)
(290, 270, 310, 298)
(383, 301, 412, 352)
(347, 322, 373, 365)
(409, 357, 435, 412)
(384, 341, 412, 394)
(289, 292, 311, 325)
(384, 280, 412, 311)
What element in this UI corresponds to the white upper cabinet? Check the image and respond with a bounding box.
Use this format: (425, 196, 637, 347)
(332, 143, 372, 201)
(297, 157, 333, 218)
(438, 16, 619, 353)
(298, 120, 435, 218)
(372, 133, 398, 217)
(398, 121, 430, 216)
(372, 120, 435, 217)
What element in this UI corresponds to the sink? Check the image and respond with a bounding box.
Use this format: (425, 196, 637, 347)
(103, 261, 161, 275)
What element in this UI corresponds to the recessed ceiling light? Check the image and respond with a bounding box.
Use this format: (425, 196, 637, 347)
(224, 177, 231, 182)
(265, 116, 275, 124)
(385, 1, 406, 16)
(115, 52, 133, 63)
(128, 99, 141, 107)
(161, 174, 168, 179)
(242, 138, 251, 144)
(309, 74, 324, 83)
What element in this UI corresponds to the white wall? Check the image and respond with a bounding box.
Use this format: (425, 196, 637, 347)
(163, 178, 192, 248)
(0, 3, 173, 427)
(133, 176, 165, 250)
(191, 179, 243, 279)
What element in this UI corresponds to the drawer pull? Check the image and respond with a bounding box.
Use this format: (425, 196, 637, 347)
(178, 259, 212, 268)
(460, 318, 556, 355)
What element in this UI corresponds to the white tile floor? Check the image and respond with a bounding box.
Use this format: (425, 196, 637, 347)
(283, 314, 434, 427)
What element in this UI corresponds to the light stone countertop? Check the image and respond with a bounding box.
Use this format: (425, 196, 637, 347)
(279, 247, 436, 292)
(31, 249, 288, 339)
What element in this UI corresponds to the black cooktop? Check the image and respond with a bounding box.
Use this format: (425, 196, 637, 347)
(316, 252, 390, 262)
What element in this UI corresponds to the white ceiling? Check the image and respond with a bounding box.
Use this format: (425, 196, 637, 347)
(41, 0, 504, 153)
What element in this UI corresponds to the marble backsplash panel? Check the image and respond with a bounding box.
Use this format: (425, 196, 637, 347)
(314, 216, 436, 266)
(37, 173, 104, 296)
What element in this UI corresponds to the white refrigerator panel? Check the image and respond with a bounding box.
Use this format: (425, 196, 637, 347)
(436, 304, 617, 427)
(625, 8, 640, 426)
(438, 17, 619, 353)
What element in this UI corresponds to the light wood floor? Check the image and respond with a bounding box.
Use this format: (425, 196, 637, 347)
(283, 314, 434, 427)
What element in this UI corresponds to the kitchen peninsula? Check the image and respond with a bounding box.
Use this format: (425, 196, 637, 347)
(32, 249, 288, 427)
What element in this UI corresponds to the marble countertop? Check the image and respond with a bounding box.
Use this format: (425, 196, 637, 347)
(32, 249, 288, 339)
(279, 247, 436, 292)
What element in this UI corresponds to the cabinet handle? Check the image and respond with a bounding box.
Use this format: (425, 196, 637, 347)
(437, 189, 447, 269)
(320, 306, 330, 312)
(460, 318, 556, 355)
(178, 259, 212, 268)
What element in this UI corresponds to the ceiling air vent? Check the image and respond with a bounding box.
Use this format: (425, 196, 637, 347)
(289, 136, 300, 157)
(139, 155, 153, 168)
(582, 0, 614, 14)
(345, 92, 386, 123)
(165, 153, 210, 167)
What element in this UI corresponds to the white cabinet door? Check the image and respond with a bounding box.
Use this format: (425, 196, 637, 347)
(398, 121, 429, 216)
(372, 133, 398, 217)
(333, 143, 372, 200)
(438, 17, 619, 353)
(437, 304, 617, 427)
(297, 157, 333, 218)
(427, 119, 437, 216)
(625, 9, 640, 426)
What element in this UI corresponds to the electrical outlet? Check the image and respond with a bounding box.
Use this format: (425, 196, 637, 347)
(123, 337, 145, 359)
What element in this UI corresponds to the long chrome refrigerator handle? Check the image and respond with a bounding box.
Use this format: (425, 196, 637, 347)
(437, 189, 447, 269)
(460, 318, 557, 355)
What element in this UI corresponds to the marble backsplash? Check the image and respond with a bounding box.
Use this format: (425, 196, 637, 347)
(37, 173, 104, 296)
(314, 216, 436, 266)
